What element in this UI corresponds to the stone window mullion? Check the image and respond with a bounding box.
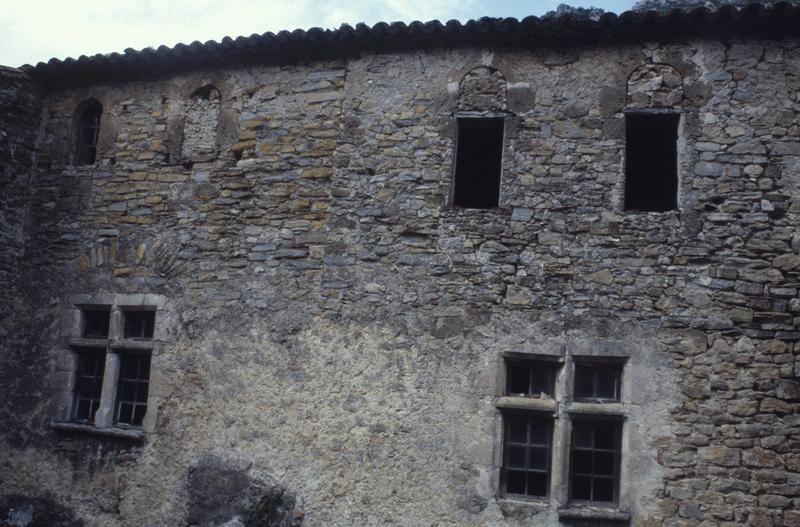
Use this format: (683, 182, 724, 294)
(93, 306, 123, 428)
(93, 349, 120, 428)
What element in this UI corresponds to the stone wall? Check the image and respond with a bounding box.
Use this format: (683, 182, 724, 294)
(1, 35, 799, 527)
(0, 66, 42, 455)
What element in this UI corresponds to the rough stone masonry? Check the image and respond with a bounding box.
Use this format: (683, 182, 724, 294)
(1, 2, 800, 526)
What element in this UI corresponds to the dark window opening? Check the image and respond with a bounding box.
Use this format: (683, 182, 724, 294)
(570, 420, 621, 503)
(123, 310, 155, 340)
(82, 309, 110, 339)
(72, 350, 106, 423)
(115, 353, 151, 427)
(574, 363, 622, 403)
(74, 101, 102, 166)
(625, 113, 679, 212)
(453, 118, 503, 209)
(506, 360, 556, 398)
(502, 414, 552, 498)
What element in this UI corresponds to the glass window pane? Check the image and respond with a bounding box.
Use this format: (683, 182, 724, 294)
(529, 422, 549, 445)
(594, 422, 616, 450)
(506, 470, 526, 495)
(595, 369, 618, 400)
(593, 477, 614, 502)
(594, 452, 614, 476)
(118, 403, 133, 424)
(574, 366, 594, 399)
(124, 311, 155, 339)
(572, 450, 593, 474)
(76, 400, 90, 420)
(527, 472, 547, 497)
(572, 475, 591, 500)
(508, 418, 527, 443)
(528, 447, 548, 471)
(122, 381, 136, 401)
(530, 367, 552, 396)
(508, 446, 526, 468)
(132, 405, 147, 426)
(572, 423, 592, 448)
(507, 364, 530, 395)
(83, 310, 110, 338)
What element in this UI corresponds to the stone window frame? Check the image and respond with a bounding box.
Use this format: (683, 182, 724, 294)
(494, 351, 632, 524)
(50, 293, 166, 441)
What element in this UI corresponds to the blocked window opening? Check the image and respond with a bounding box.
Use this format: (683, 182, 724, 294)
(82, 309, 110, 339)
(116, 352, 151, 426)
(72, 350, 106, 423)
(625, 113, 679, 212)
(574, 363, 622, 403)
(502, 414, 552, 498)
(570, 420, 621, 503)
(453, 118, 503, 209)
(182, 85, 221, 162)
(74, 100, 102, 166)
(506, 360, 556, 398)
(123, 310, 155, 340)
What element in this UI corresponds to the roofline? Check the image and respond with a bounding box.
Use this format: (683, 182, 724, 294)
(18, 2, 800, 89)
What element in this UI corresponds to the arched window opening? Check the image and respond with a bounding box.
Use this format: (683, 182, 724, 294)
(74, 100, 102, 166)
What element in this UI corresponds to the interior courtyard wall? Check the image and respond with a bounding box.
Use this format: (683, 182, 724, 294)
(0, 36, 799, 526)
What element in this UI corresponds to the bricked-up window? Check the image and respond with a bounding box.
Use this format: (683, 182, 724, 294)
(453, 118, 503, 209)
(570, 420, 622, 503)
(574, 363, 621, 403)
(506, 360, 556, 398)
(116, 353, 151, 426)
(625, 113, 679, 212)
(502, 414, 552, 498)
(72, 350, 105, 423)
(124, 310, 155, 339)
(74, 100, 102, 166)
(82, 309, 110, 339)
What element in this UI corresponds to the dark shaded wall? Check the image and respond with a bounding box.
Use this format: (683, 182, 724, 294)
(0, 66, 42, 441)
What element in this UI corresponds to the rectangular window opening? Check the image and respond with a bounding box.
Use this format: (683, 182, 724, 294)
(502, 414, 552, 498)
(506, 360, 557, 398)
(115, 352, 151, 427)
(82, 308, 110, 339)
(625, 112, 679, 212)
(570, 420, 622, 503)
(452, 117, 503, 209)
(72, 349, 106, 423)
(123, 310, 156, 340)
(574, 363, 622, 403)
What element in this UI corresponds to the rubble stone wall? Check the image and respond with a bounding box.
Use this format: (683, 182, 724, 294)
(1, 36, 799, 527)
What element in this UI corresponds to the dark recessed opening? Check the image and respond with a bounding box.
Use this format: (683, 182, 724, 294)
(82, 309, 110, 339)
(72, 349, 106, 423)
(503, 414, 552, 498)
(116, 353, 151, 426)
(574, 363, 622, 403)
(123, 311, 155, 340)
(570, 420, 621, 503)
(625, 113, 679, 212)
(506, 360, 556, 398)
(74, 101, 102, 166)
(453, 117, 503, 209)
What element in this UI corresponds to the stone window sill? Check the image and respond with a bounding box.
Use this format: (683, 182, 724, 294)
(51, 421, 145, 442)
(497, 496, 549, 513)
(67, 337, 155, 351)
(567, 402, 626, 417)
(496, 396, 557, 414)
(559, 505, 630, 524)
